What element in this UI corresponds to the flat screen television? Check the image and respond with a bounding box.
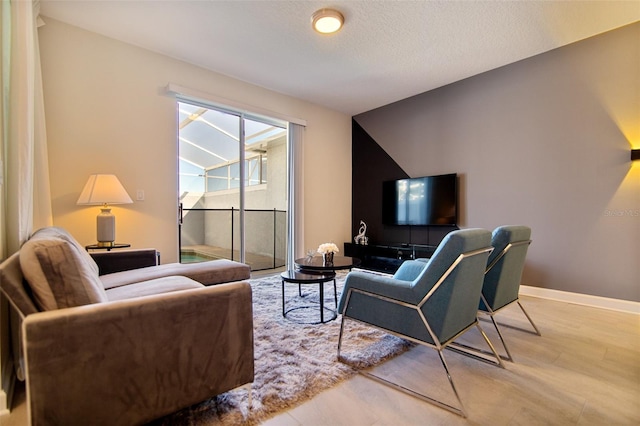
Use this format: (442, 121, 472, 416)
(382, 173, 457, 226)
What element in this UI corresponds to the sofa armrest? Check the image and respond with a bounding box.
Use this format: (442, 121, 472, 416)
(23, 281, 254, 425)
(90, 248, 159, 275)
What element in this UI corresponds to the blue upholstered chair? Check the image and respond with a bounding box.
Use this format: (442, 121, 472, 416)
(477, 225, 540, 361)
(337, 228, 502, 418)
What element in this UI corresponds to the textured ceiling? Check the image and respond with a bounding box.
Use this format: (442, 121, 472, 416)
(39, 1, 640, 115)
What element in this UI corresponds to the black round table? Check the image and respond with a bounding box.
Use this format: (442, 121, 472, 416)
(281, 270, 337, 324)
(294, 255, 361, 273)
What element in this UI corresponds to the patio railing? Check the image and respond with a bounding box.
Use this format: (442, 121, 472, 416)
(179, 206, 286, 271)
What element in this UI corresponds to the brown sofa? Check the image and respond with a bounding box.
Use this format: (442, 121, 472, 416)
(0, 227, 254, 425)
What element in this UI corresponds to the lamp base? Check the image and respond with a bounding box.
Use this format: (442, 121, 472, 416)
(97, 207, 116, 246)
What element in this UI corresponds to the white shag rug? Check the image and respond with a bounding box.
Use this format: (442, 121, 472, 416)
(152, 271, 411, 425)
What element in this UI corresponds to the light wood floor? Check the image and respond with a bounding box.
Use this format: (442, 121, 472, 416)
(262, 295, 639, 425)
(3, 296, 639, 425)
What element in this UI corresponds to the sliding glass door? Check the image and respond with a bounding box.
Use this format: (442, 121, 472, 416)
(177, 100, 287, 270)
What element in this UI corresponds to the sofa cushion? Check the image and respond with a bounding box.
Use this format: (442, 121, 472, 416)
(20, 231, 108, 311)
(100, 259, 251, 289)
(105, 276, 204, 301)
(30, 226, 100, 276)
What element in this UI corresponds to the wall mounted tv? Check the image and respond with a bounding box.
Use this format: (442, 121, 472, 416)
(382, 173, 458, 226)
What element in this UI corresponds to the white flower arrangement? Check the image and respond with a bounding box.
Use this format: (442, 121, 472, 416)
(317, 243, 339, 254)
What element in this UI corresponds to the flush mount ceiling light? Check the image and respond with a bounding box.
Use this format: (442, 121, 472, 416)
(311, 8, 344, 34)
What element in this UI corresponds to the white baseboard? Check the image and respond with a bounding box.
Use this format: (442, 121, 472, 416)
(520, 285, 640, 315)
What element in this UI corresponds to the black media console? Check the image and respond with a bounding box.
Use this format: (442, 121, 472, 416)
(343, 242, 437, 274)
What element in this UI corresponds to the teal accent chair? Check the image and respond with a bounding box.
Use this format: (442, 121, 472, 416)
(478, 225, 540, 361)
(337, 228, 502, 418)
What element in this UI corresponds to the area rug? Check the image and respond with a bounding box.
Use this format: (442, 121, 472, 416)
(151, 271, 412, 425)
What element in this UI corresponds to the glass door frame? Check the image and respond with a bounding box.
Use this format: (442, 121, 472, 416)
(177, 96, 289, 267)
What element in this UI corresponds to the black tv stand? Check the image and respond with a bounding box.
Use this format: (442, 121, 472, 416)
(344, 242, 437, 274)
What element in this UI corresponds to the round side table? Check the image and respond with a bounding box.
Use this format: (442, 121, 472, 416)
(85, 243, 131, 251)
(281, 270, 337, 324)
(294, 255, 361, 273)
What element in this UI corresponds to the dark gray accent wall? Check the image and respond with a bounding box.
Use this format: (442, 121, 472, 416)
(354, 23, 639, 302)
(351, 119, 407, 243)
(352, 119, 457, 246)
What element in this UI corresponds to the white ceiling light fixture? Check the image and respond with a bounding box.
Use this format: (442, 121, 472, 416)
(311, 8, 344, 34)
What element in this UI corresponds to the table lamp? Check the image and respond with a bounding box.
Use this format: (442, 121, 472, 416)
(77, 174, 133, 247)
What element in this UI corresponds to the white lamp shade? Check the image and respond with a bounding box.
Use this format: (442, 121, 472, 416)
(77, 174, 133, 205)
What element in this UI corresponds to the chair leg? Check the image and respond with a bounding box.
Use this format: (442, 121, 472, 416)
(517, 300, 541, 336)
(489, 314, 514, 362)
(337, 316, 346, 359)
(359, 358, 468, 418)
(454, 300, 539, 363)
(448, 319, 508, 366)
(437, 349, 467, 418)
(348, 344, 469, 417)
(338, 318, 468, 417)
(337, 289, 355, 359)
(476, 322, 506, 368)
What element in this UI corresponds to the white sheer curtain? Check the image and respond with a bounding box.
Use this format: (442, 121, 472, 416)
(0, 0, 52, 413)
(1, 0, 52, 256)
(287, 123, 305, 268)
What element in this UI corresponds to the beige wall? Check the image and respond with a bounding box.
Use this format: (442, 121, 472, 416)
(355, 23, 639, 301)
(38, 18, 352, 264)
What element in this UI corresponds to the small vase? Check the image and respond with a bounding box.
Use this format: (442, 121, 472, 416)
(323, 252, 334, 266)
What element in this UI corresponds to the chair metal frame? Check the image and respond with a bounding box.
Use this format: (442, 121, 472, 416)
(451, 239, 540, 363)
(337, 247, 503, 418)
